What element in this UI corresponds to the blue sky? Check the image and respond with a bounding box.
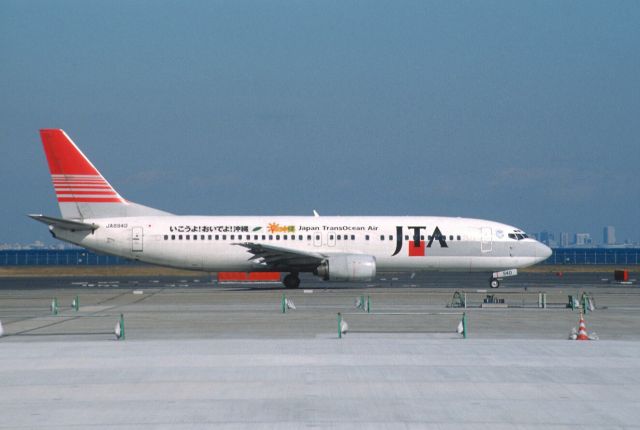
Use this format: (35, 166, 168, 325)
(1, 0, 639, 244)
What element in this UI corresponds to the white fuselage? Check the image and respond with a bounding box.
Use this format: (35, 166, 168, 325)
(52, 215, 551, 273)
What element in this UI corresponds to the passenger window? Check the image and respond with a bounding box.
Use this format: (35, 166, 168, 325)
(201, 235, 205, 240)
(215, 235, 219, 240)
(307, 235, 312, 241)
(179, 235, 183, 240)
(365, 235, 370, 240)
(405, 235, 409, 240)
(449, 235, 453, 241)
(315, 235, 320, 240)
(299, 235, 303, 240)
(193, 235, 197, 240)
(186, 235, 190, 240)
(171, 235, 175, 240)
(380, 235, 385, 241)
(269, 235, 273, 240)
(222, 235, 226, 240)
(276, 235, 280, 240)
(283, 235, 288, 240)
(230, 235, 234, 240)
(164, 235, 168, 240)
(457, 235, 461, 241)
(330, 235, 334, 240)
(389, 235, 393, 240)
(351, 235, 355, 240)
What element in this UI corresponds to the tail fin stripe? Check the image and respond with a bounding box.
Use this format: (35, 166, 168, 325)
(51, 180, 105, 183)
(54, 185, 111, 191)
(57, 197, 124, 203)
(56, 191, 117, 196)
(51, 174, 105, 178)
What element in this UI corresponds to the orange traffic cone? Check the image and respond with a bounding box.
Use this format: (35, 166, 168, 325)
(576, 313, 589, 341)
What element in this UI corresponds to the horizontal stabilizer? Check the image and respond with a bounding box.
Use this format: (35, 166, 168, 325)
(28, 214, 99, 231)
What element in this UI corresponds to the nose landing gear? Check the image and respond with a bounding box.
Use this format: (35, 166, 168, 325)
(489, 278, 500, 289)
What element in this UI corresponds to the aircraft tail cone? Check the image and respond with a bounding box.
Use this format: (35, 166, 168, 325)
(0, 320, 4, 337)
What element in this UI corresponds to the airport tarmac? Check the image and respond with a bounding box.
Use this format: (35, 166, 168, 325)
(1, 271, 639, 428)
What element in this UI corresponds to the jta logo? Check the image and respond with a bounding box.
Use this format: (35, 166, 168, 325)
(392, 226, 448, 257)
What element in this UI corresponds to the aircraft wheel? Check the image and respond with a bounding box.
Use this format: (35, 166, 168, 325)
(490, 278, 500, 289)
(283, 273, 301, 289)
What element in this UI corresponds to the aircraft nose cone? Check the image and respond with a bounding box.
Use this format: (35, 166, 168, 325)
(537, 242, 552, 261)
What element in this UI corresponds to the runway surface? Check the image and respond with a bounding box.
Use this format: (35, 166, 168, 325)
(0, 271, 639, 428)
(0, 269, 634, 290)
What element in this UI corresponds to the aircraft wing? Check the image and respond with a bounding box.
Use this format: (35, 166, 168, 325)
(235, 242, 326, 271)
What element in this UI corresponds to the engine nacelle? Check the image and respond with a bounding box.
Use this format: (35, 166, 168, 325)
(315, 255, 376, 282)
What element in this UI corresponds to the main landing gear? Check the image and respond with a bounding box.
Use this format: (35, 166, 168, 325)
(283, 273, 301, 289)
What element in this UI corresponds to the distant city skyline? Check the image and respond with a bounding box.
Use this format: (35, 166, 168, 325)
(533, 225, 640, 248)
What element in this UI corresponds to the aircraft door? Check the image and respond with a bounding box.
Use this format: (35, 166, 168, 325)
(481, 227, 492, 253)
(132, 227, 144, 252)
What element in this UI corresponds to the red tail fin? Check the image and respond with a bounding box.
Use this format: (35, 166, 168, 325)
(38, 129, 171, 219)
(40, 129, 124, 204)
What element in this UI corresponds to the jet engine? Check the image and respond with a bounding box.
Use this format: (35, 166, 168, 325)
(315, 255, 376, 282)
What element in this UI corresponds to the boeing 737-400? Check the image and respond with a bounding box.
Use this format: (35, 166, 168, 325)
(30, 129, 552, 288)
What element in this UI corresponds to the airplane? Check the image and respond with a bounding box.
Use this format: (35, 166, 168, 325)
(30, 129, 552, 289)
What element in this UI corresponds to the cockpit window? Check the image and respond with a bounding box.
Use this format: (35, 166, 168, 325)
(509, 232, 529, 240)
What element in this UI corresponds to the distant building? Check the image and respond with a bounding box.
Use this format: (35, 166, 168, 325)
(603, 226, 616, 245)
(539, 231, 555, 246)
(560, 232, 570, 248)
(575, 233, 592, 246)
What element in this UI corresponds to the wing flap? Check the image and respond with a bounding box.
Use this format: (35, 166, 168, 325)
(234, 242, 325, 271)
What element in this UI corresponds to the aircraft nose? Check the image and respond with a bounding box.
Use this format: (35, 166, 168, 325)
(537, 242, 552, 261)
